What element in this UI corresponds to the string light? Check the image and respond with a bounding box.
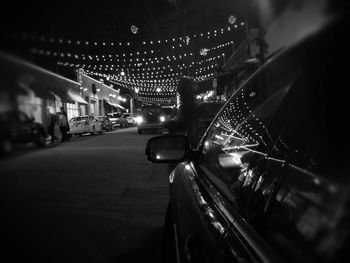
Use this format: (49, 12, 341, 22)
(11, 22, 245, 104)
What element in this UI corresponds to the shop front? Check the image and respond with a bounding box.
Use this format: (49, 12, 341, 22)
(0, 52, 87, 126)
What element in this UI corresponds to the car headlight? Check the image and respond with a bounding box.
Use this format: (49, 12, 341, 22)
(136, 116, 143, 124)
(160, 116, 165, 122)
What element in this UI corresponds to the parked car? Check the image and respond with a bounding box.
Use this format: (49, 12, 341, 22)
(136, 107, 167, 134)
(107, 112, 128, 128)
(68, 115, 102, 136)
(145, 17, 349, 263)
(97, 116, 114, 131)
(121, 113, 136, 127)
(0, 111, 46, 156)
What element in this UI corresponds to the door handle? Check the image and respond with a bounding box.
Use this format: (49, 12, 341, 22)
(184, 234, 200, 262)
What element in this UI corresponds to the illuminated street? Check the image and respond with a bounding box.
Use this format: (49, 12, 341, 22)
(1, 1, 349, 262)
(0, 128, 169, 263)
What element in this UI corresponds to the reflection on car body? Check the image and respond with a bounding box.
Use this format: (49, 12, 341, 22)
(145, 17, 349, 263)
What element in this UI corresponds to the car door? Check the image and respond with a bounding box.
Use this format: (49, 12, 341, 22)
(191, 44, 307, 262)
(93, 117, 102, 131)
(87, 116, 94, 131)
(243, 28, 350, 262)
(171, 161, 231, 263)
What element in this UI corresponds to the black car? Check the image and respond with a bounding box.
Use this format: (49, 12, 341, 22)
(136, 107, 167, 134)
(0, 111, 46, 156)
(97, 116, 114, 131)
(145, 17, 349, 263)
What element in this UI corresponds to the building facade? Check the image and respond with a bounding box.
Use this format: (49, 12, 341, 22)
(0, 52, 86, 127)
(0, 53, 124, 129)
(77, 70, 125, 117)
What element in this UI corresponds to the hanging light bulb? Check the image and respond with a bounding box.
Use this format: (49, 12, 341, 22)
(131, 25, 138, 34)
(228, 15, 236, 24)
(200, 48, 209, 56)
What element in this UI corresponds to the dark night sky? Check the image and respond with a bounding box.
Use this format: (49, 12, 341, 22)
(1, 0, 249, 41)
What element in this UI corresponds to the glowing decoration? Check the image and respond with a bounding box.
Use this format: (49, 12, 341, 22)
(228, 15, 236, 24)
(131, 25, 138, 34)
(21, 21, 243, 105)
(200, 48, 209, 56)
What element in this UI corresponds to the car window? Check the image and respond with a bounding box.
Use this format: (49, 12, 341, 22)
(198, 46, 303, 214)
(246, 36, 350, 262)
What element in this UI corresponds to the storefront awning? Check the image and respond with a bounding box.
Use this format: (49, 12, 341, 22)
(68, 90, 88, 104)
(27, 80, 56, 100)
(103, 99, 125, 110)
(49, 85, 75, 103)
(1, 52, 82, 102)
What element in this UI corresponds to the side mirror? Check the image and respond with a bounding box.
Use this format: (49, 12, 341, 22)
(30, 116, 35, 122)
(145, 135, 190, 163)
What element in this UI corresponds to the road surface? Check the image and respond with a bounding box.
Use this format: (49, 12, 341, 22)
(0, 127, 170, 263)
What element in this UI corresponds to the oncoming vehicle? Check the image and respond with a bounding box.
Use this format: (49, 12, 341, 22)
(0, 111, 46, 156)
(145, 17, 350, 263)
(68, 115, 102, 136)
(136, 107, 167, 134)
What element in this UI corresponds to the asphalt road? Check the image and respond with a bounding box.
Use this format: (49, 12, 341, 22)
(0, 127, 170, 263)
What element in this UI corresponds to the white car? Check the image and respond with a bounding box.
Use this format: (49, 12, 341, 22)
(121, 113, 136, 126)
(68, 115, 103, 136)
(107, 112, 128, 128)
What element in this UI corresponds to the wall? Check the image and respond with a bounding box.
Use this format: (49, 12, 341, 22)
(78, 72, 121, 116)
